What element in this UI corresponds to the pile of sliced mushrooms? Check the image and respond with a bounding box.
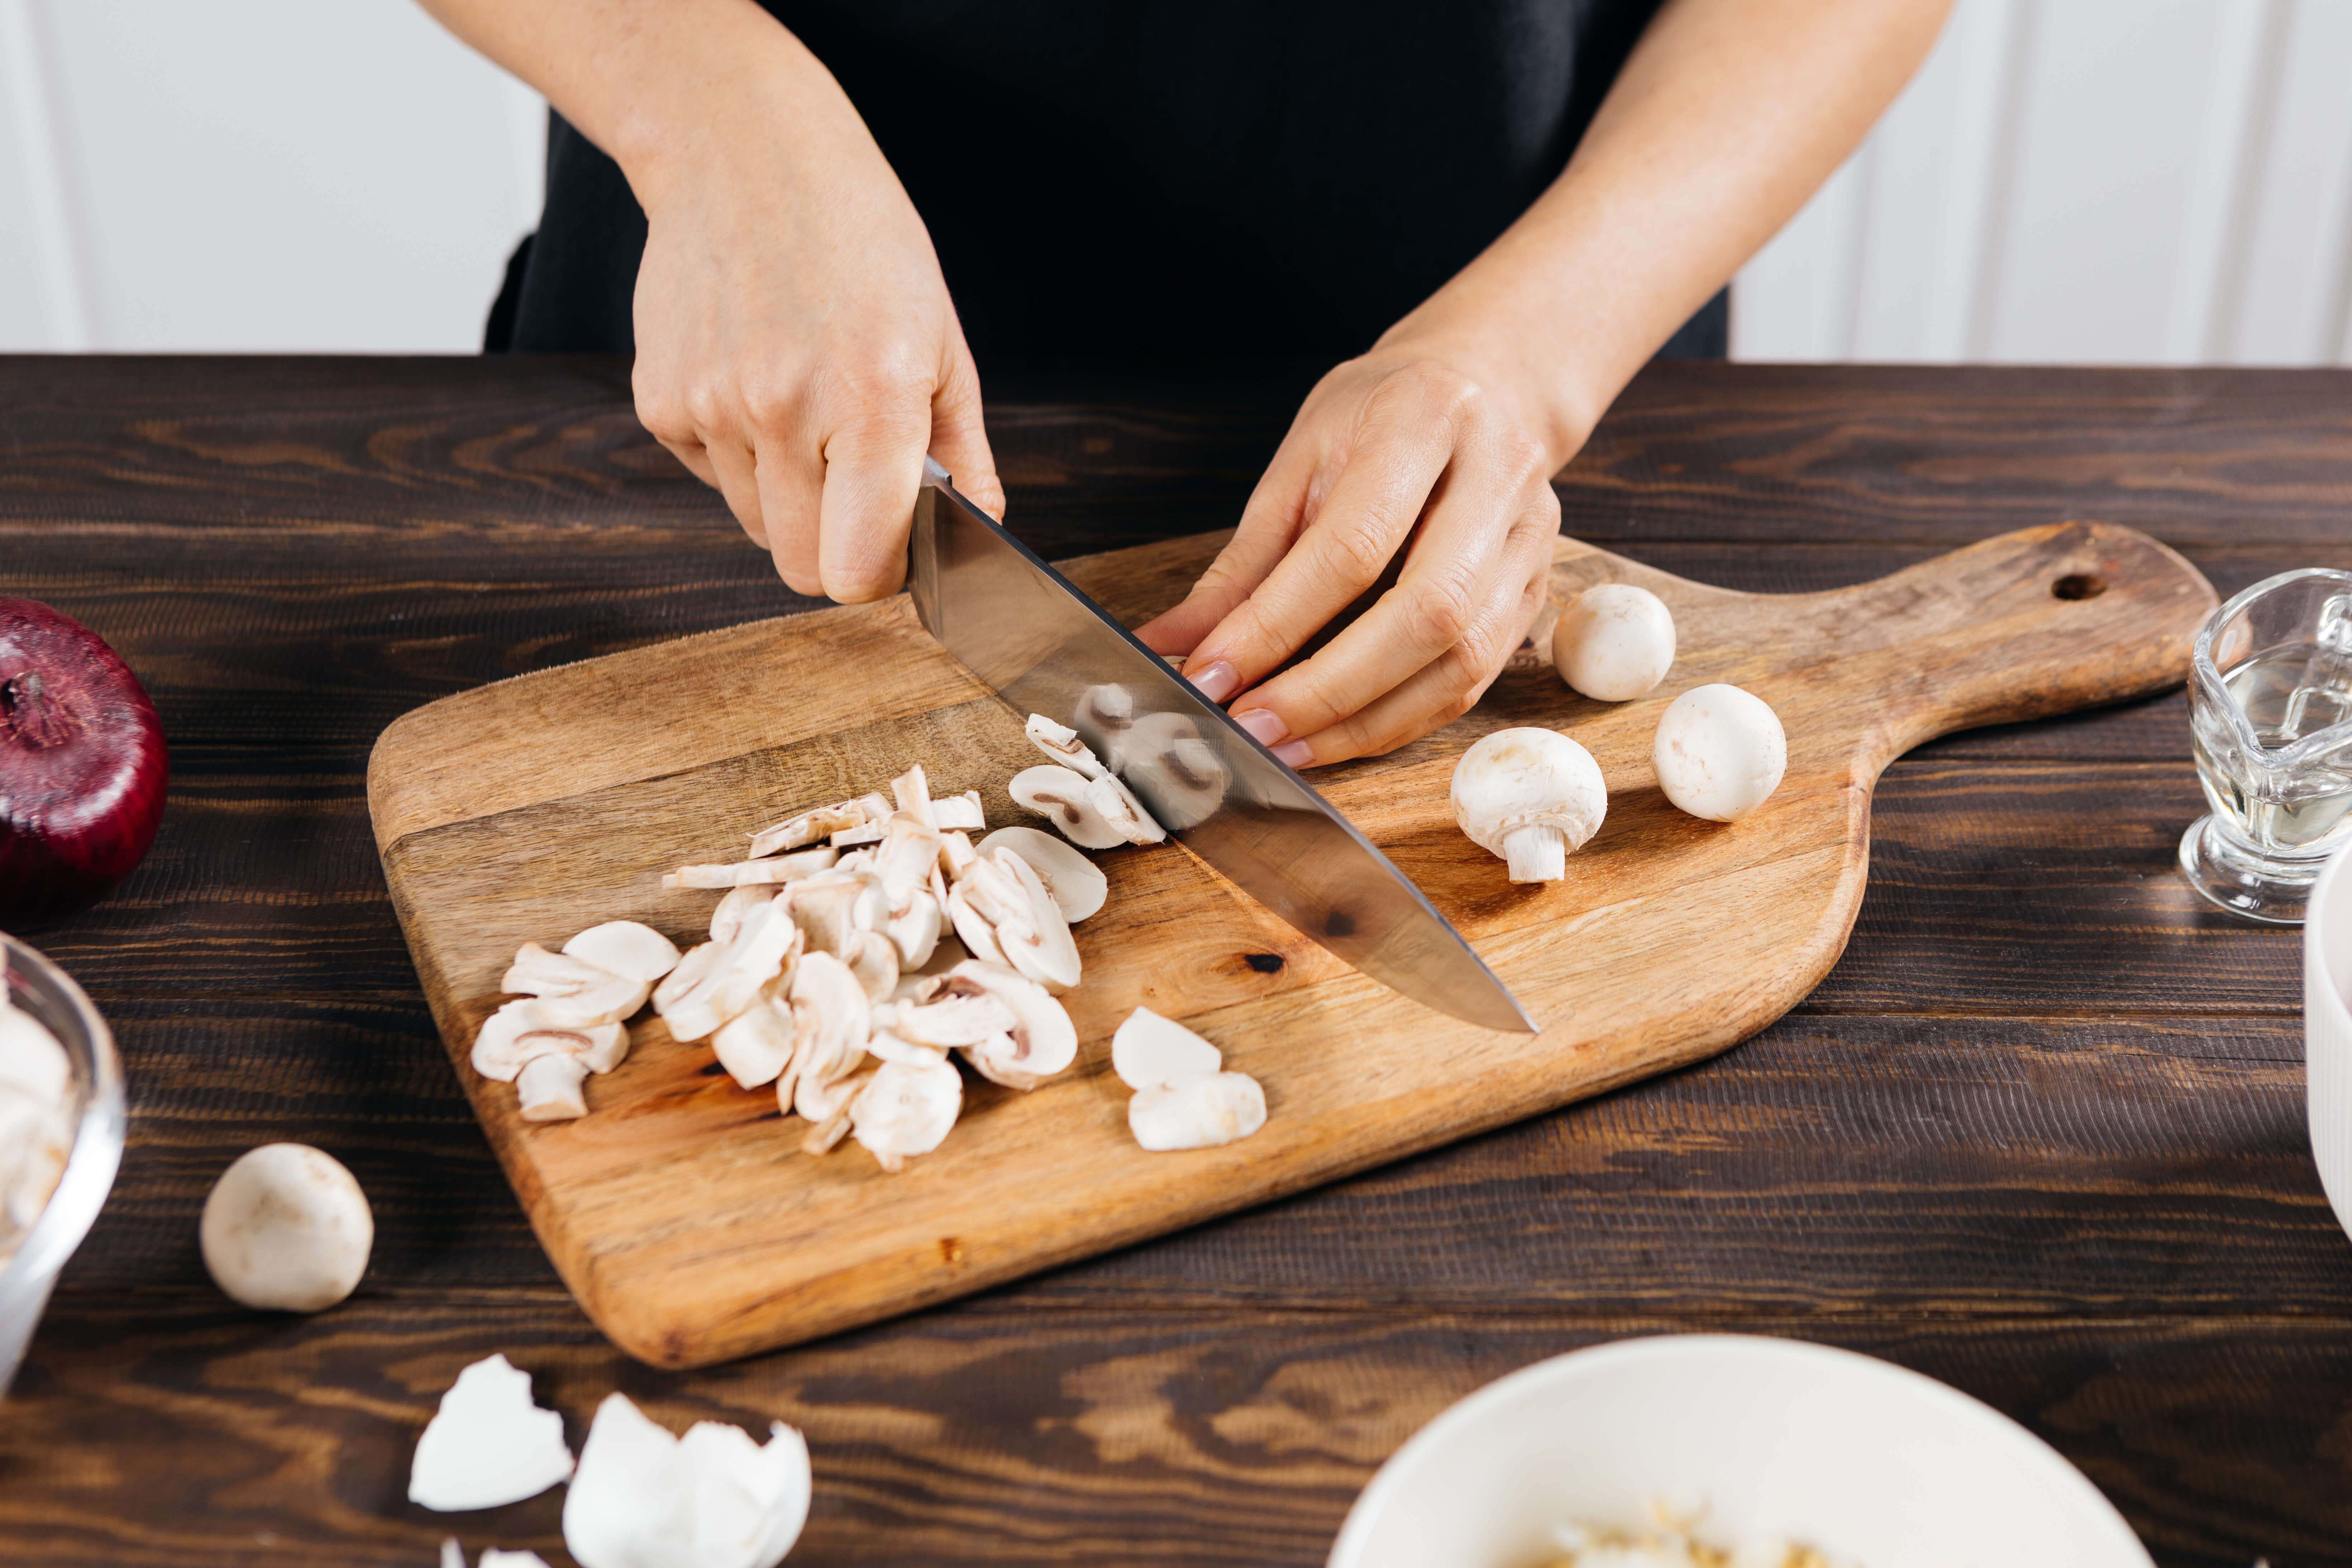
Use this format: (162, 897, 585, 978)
(472, 712, 1263, 1166)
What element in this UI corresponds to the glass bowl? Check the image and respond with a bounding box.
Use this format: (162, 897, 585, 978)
(0, 932, 125, 1397)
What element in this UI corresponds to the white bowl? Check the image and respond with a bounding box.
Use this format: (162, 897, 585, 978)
(1327, 1335, 2150, 1568)
(2308, 838, 2352, 1244)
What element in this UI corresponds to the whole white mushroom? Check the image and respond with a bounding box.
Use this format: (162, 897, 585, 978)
(1551, 582, 1676, 701)
(1449, 727, 1608, 882)
(199, 1143, 373, 1312)
(1652, 683, 1787, 821)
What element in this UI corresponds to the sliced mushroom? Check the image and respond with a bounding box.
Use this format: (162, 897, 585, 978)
(910, 933, 969, 980)
(707, 884, 777, 945)
(787, 869, 888, 957)
(1111, 1006, 1222, 1091)
(516, 1053, 591, 1121)
(850, 1058, 963, 1173)
(663, 845, 838, 889)
(652, 901, 800, 1043)
(975, 826, 1107, 923)
(938, 829, 980, 881)
(1024, 712, 1108, 780)
(976, 847, 1081, 993)
(930, 790, 986, 831)
(499, 943, 648, 1028)
(1085, 772, 1167, 845)
(944, 881, 1011, 968)
(871, 816, 946, 912)
(884, 891, 943, 970)
(844, 929, 901, 1002)
(1129, 1069, 1266, 1151)
(710, 990, 798, 1092)
(891, 762, 938, 830)
(864, 1028, 951, 1069)
(747, 793, 889, 858)
(786, 950, 871, 1118)
(472, 999, 628, 1082)
(1008, 764, 1125, 850)
(560, 921, 682, 985)
(829, 820, 887, 848)
(1123, 712, 1229, 830)
(886, 986, 1019, 1048)
(940, 961, 1076, 1090)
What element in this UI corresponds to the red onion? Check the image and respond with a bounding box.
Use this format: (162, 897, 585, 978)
(0, 598, 167, 928)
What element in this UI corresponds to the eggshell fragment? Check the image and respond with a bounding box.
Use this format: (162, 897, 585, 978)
(408, 1353, 576, 1512)
(1111, 1007, 1221, 1091)
(562, 1392, 811, 1568)
(1652, 683, 1787, 822)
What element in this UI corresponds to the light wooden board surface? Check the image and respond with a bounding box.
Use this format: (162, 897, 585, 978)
(366, 520, 2214, 1368)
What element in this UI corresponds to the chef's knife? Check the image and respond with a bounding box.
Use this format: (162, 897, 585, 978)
(907, 458, 1536, 1033)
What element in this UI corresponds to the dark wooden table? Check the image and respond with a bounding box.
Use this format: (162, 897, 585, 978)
(2, 357, 2347, 1566)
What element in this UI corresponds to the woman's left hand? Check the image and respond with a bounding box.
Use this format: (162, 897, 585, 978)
(1136, 345, 1563, 768)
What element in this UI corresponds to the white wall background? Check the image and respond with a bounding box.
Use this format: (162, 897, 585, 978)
(0, 0, 2348, 363)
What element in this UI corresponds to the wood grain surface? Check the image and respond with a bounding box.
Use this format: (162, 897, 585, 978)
(367, 518, 2212, 1367)
(1, 357, 2348, 1565)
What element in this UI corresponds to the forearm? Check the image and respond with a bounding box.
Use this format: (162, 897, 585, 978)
(413, 0, 853, 204)
(1385, 0, 1952, 467)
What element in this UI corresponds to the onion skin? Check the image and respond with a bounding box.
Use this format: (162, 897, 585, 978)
(0, 598, 168, 928)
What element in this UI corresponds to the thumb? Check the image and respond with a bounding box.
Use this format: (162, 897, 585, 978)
(929, 326, 1005, 521)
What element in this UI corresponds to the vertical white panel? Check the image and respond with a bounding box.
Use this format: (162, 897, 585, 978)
(39, 0, 543, 351)
(1729, 142, 1872, 361)
(2162, 0, 2282, 362)
(1983, 0, 2238, 362)
(2229, 0, 2352, 363)
(0, 0, 93, 348)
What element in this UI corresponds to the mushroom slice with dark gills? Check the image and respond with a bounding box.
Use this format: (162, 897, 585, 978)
(1008, 764, 1124, 849)
(935, 960, 1076, 1091)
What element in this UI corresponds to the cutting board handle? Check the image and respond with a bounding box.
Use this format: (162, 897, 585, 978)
(1819, 520, 2218, 773)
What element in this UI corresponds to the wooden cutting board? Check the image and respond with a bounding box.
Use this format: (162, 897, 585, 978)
(367, 520, 2213, 1368)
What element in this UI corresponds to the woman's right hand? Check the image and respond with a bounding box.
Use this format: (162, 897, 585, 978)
(624, 42, 1003, 602)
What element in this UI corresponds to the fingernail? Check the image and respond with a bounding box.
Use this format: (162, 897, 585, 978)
(1232, 707, 1288, 747)
(1272, 740, 1314, 769)
(1187, 659, 1239, 704)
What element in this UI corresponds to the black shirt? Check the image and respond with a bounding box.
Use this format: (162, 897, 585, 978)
(491, 1, 1725, 371)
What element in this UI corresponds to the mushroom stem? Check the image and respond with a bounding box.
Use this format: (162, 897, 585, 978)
(1502, 825, 1568, 883)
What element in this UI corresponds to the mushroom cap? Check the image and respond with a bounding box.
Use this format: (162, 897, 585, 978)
(1128, 1070, 1268, 1152)
(407, 1352, 576, 1511)
(1111, 1006, 1222, 1091)
(1009, 764, 1125, 850)
(1652, 682, 1787, 822)
(562, 920, 683, 985)
(1449, 727, 1607, 858)
(1551, 582, 1676, 702)
(199, 1143, 373, 1313)
(975, 826, 1107, 923)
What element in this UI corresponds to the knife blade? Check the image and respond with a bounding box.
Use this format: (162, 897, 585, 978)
(907, 458, 1536, 1033)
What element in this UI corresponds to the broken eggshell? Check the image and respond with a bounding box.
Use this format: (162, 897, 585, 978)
(408, 1352, 576, 1512)
(562, 1392, 811, 1568)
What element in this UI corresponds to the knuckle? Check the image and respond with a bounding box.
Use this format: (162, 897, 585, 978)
(736, 372, 801, 435)
(1321, 516, 1398, 588)
(1403, 575, 1476, 650)
(1495, 424, 1549, 485)
(682, 377, 732, 433)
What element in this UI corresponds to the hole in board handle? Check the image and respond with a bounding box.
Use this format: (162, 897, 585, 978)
(2051, 573, 2107, 601)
